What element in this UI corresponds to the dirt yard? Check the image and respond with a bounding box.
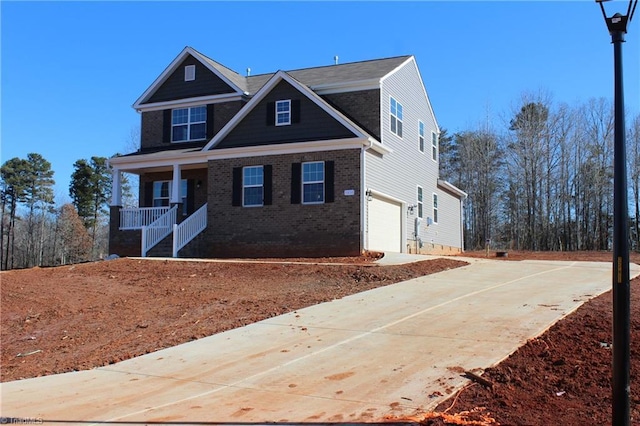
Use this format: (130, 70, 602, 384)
(2, 250, 640, 426)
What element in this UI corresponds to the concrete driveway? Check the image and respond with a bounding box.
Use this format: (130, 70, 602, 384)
(2, 258, 639, 424)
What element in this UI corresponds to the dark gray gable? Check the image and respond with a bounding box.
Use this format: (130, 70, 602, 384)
(146, 55, 238, 104)
(213, 80, 357, 150)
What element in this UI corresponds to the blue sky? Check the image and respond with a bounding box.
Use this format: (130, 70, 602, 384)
(2, 1, 639, 202)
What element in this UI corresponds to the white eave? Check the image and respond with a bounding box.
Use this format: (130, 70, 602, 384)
(437, 179, 467, 199)
(134, 93, 246, 113)
(310, 78, 380, 95)
(132, 46, 245, 110)
(108, 138, 367, 172)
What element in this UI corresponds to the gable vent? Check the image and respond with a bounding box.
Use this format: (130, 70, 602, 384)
(185, 65, 196, 81)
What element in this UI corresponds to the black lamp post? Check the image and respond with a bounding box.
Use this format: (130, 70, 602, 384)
(595, 0, 637, 424)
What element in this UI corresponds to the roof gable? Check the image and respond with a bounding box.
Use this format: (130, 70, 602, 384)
(203, 71, 373, 151)
(133, 47, 245, 109)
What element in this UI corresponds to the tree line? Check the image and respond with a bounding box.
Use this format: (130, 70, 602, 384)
(0, 155, 133, 270)
(439, 94, 640, 252)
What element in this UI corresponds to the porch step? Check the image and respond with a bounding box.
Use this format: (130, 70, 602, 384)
(146, 234, 173, 258)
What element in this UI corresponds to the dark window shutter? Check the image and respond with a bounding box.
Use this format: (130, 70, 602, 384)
(325, 161, 335, 203)
(263, 165, 273, 206)
(187, 179, 195, 215)
(206, 104, 215, 140)
(232, 167, 242, 206)
(291, 163, 301, 204)
(144, 182, 153, 207)
(163, 110, 172, 143)
(266, 102, 275, 126)
(292, 100, 301, 123)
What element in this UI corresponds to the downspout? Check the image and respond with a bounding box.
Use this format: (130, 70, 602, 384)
(361, 139, 372, 253)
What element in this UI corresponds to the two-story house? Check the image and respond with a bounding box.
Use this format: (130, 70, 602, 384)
(108, 46, 466, 258)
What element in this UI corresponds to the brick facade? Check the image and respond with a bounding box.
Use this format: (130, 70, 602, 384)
(108, 206, 142, 257)
(140, 110, 164, 149)
(205, 148, 362, 258)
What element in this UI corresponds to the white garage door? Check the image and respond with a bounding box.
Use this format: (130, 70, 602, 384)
(368, 195, 402, 253)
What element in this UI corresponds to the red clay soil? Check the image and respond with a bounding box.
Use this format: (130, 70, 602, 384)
(0, 255, 465, 382)
(407, 251, 640, 426)
(3, 251, 640, 426)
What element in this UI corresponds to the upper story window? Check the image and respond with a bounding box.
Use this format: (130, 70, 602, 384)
(243, 166, 264, 207)
(390, 97, 403, 138)
(172, 106, 206, 142)
(302, 161, 324, 204)
(419, 121, 425, 153)
(276, 100, 291, 126)
(184, 65, 196, 81)
(431, 131, 438, 161)
(417, 186, 424, 219)
(433, 193, 439, 224)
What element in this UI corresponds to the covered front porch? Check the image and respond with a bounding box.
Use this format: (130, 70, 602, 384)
(109, 153, 209, 257)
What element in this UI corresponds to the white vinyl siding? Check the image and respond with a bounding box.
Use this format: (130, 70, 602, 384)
(367, 57, 463, 251)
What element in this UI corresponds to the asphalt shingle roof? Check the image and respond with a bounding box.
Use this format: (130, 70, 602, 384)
(193, 49, 412, 95)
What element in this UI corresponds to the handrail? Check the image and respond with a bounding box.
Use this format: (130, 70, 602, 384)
(141, 205, 177, 257)
(173, 203, 207, 257)
(120, 207, 170, 230)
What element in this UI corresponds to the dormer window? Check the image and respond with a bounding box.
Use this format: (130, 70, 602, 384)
(276, 100, 291, 126)
(185, 65, 196, 81)
(172, 106, 206, 142)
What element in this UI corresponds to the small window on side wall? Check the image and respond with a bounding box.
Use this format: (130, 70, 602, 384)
(433, 193, 439, 224)
(419, 121, 425, 153)
(185, 65, 196, 81)
(390, 97, 403, 138)
(432, 131, 438, 161)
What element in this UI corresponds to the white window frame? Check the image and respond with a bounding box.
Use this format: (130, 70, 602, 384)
(153, 180, 188, 214)
(417, 186, 424, 219)
(184, 65, 196, 81)
(242, 166, 264, 207)
(302, 161, 325, 205)
(431, 131, 438, 161)
(276, 100, 291, 126)
(390, 96, 403, 138)
(433, 193, 439, 224)
(172, 106, 207, 143)
(419, 121, 425, 153)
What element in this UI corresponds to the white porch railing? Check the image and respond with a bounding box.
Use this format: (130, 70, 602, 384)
(120, 207, 170, 230)
(141, 205, 177, 257)
(172, 203, 207, 257)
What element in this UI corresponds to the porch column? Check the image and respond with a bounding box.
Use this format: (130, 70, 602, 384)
(111, 168, 122, 207)
(170, 164, 182, 204)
